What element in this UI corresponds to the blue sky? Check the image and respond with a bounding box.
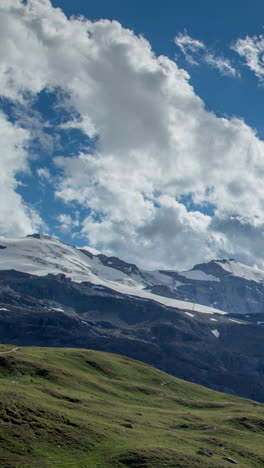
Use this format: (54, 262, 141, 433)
(51, 0, 264, 131)
(1, 0, 264, 269)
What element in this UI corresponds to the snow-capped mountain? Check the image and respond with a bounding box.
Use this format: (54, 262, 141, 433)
(1, 234, 264, 402)
(0, 234, 226, 315)
(1, 234, 264, 315)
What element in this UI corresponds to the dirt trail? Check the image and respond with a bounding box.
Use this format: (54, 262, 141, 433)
(0, 347, 20, 355)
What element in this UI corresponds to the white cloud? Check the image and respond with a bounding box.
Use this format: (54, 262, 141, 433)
(175, 32, 238, 77)
(174, 32, 205, 65)
(233, 34, 264, 82)
(0, 111, 43, 237)
(37, 167, 51, 181)
(57, 213, 79, 233)
(0, 1, 264, 269)
(79, 245, 101, 256)
(204, 53, 238, 77)
(59, 116, 96, 138)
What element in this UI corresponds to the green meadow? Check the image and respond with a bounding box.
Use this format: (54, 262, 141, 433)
(0, 345, 264, 467)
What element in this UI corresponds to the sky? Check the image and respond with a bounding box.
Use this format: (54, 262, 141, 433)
(1, 0, 264, 270)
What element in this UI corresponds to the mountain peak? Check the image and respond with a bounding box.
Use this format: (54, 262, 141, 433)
(213, 258, 236, 264)
(26, 233, 58, 242)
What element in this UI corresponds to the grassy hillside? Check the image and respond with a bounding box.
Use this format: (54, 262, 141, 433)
(0, 346, 264, 467)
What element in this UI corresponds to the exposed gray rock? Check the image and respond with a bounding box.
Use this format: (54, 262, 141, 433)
(197, 450, 214, 457)
(222, 456, 238, 464)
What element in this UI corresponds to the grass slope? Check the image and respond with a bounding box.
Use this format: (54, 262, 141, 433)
(0, 346, 264, 467)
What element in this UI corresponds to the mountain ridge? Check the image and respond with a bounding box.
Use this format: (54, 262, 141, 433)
(1, 235, 264, 401)
(2, 233, 264, 315)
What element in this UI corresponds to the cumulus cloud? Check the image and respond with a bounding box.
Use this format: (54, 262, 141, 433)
(175, 32, 238, 77)
(0, 111, 42, 237)
(57, 213, 80, 233)
(233, 34, 264, 82)
(0, 1, 264, 269)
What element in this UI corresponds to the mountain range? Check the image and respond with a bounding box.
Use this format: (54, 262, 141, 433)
(1, 234, 264, 401)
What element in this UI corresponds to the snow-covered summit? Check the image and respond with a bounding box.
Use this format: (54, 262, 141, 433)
(0, 235, 137, 285)
(2, 234, 264, 315)
(213, 259, 264, 283)
(0, 234, 227, 315)
(188, 257, 264, 284)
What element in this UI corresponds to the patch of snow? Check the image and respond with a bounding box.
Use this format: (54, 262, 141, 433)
(173, 281, 185, 288)
(185, 312, 194, 318)
(92, 285, 106, 290)
(109, 285, 227, 315)
(179, 270, 220, 282)
(51, 307, 64, 312)
(229, 319, 245, 324)
(210, 318, 217, 321)
(211, 329, 220, 338)
(216, 260, 264, 283)
(257, 321, 264, 325)
(142, 270, 175, 287)
(0, 307, 9, 311)
(144, 271, 185, 290)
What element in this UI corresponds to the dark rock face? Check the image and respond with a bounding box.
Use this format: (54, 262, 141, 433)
(98, 254, 140, 275)
(79, 249, 94, 259)
(26, 233, 42, 239)
(1, 270, 264, 402)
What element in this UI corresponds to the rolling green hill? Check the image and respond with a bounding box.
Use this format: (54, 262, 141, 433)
(0, 345, 264, 467)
